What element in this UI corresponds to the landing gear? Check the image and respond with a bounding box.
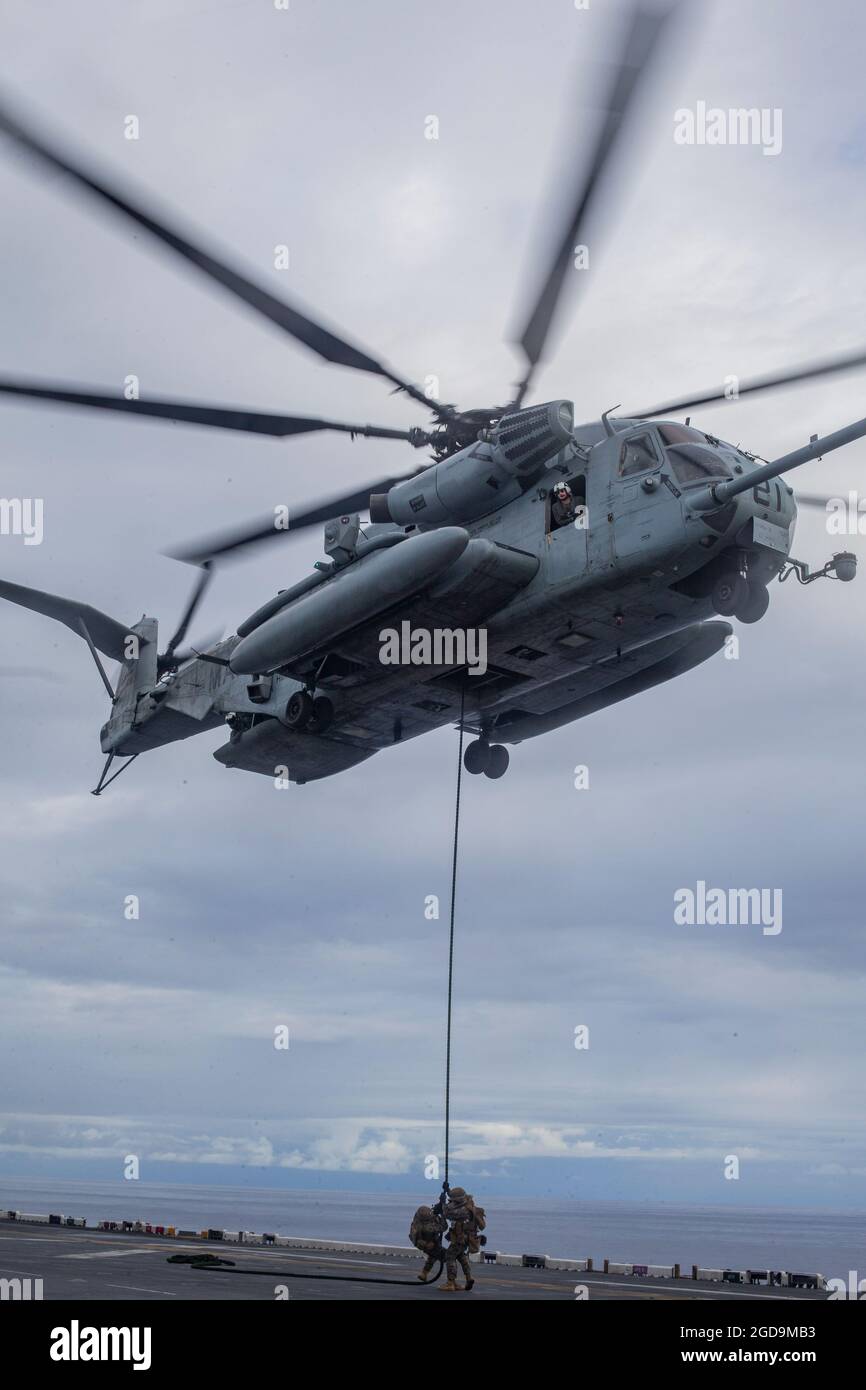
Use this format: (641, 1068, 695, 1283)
(484, 744, 509, 779)
(284, 690, 334, 733)
(710, 553, 772, 624)
(735, 582, 770, 624)
(463, 738, 510, 778)
(711, 572, 748, 617)
(463, 739, 490, 775)
(306, 695, 334, 734)
(284, 690, 314, 729)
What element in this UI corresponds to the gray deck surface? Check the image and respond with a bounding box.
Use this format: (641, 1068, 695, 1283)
(0, 1223, 827, 1301)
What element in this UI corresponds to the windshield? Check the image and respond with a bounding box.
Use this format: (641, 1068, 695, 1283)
(619, 432, 660, 476)
(665, 443, 730, 485)
(658, 423, 710, 447)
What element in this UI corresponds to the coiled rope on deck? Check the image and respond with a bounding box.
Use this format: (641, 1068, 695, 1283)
(166, 1251, 443, 1286)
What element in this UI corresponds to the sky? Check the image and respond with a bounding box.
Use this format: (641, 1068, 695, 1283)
(0, 0, 865, 1214)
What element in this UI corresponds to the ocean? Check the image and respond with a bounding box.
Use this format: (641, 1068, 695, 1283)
(1, 1178, 863, 1276)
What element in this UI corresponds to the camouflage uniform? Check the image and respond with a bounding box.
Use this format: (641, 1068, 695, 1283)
(442, 1188, 478, 1290)
(409, 1205, 446, 1282)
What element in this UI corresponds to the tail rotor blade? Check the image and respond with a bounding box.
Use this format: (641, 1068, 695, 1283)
(159, 562, 214, 670)
(170, 629, 224, 667)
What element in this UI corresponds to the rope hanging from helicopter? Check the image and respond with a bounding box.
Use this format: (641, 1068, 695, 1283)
(443, 684, 465, 1191)
(167, 691, 468, 1288)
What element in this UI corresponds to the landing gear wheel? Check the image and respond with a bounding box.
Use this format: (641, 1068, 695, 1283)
(306, 695, 334, 734)
(285, 690, 314, 729)
(463, 739, 490, 775)
(483, 744, 509, 779)
(735, 582, 770, 624)
(711, 572, 748, 617)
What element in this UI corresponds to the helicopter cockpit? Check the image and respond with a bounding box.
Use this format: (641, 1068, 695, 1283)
(655, 422, 733, 488)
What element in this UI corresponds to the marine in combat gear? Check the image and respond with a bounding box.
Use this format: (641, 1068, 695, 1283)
(440, 1186, 486, 1292)
(409, 1203, 447, 1282)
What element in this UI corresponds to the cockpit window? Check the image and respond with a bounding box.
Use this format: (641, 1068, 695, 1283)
(658, 423, 709, 447)
(619, 433, 659, 477)
(666, 443, 730, 485)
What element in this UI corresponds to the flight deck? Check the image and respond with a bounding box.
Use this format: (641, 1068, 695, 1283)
(0, 1220, 828, 1302)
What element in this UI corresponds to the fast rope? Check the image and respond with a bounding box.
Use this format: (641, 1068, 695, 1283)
(166, 696, 468, 1288)
(443, 681, 466, 1193)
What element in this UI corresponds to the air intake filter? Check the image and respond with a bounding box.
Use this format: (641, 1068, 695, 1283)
(488, 399, 574, 475)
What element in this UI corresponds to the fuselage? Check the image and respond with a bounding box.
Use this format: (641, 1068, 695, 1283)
(100, 412, 795, 780)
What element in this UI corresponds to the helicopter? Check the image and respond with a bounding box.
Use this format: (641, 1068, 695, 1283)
(0, 5, 863, 792)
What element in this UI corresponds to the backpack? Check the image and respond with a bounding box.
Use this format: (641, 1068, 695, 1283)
(463, 1200, 487, 1254)
(409, 1207, 441, 1253)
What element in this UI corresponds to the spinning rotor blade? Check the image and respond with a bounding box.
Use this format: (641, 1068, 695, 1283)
(511, 4, 673, 406)
(160, 562, 213, 669)
(0, 378, 428, 443)
(0, 95, 445, 419)
(795, 492, 852, 510)
(171, 629, 224, 667)
(627, 346, 866, 420)
(170, 474, 420, 565)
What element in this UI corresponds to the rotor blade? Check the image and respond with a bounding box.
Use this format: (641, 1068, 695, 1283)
(170, 629, 225, 667)
(511, 4, 672, 405)
(169, 475, 420, 565)
(794, 492, 849, 510)
(626, 346, 866, 420)
(0, 95, 445, 419)
(162, 562, 213, 663)
(0, 377, 428, 443)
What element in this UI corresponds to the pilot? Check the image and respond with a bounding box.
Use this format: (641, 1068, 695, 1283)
(550, 480, 575, 530)
(441, 1186, 486, 1292)
(409, 1202, 446, 1283)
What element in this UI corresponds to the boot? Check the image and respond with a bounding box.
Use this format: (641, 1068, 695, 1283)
(440, 1278, 458, 1291)
(461, 1277, 475, 1291)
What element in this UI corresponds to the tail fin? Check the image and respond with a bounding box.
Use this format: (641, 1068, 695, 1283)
(111, 616, 158, 702)
(0, 577, 156, 703)
(0, 577, 134, 662)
